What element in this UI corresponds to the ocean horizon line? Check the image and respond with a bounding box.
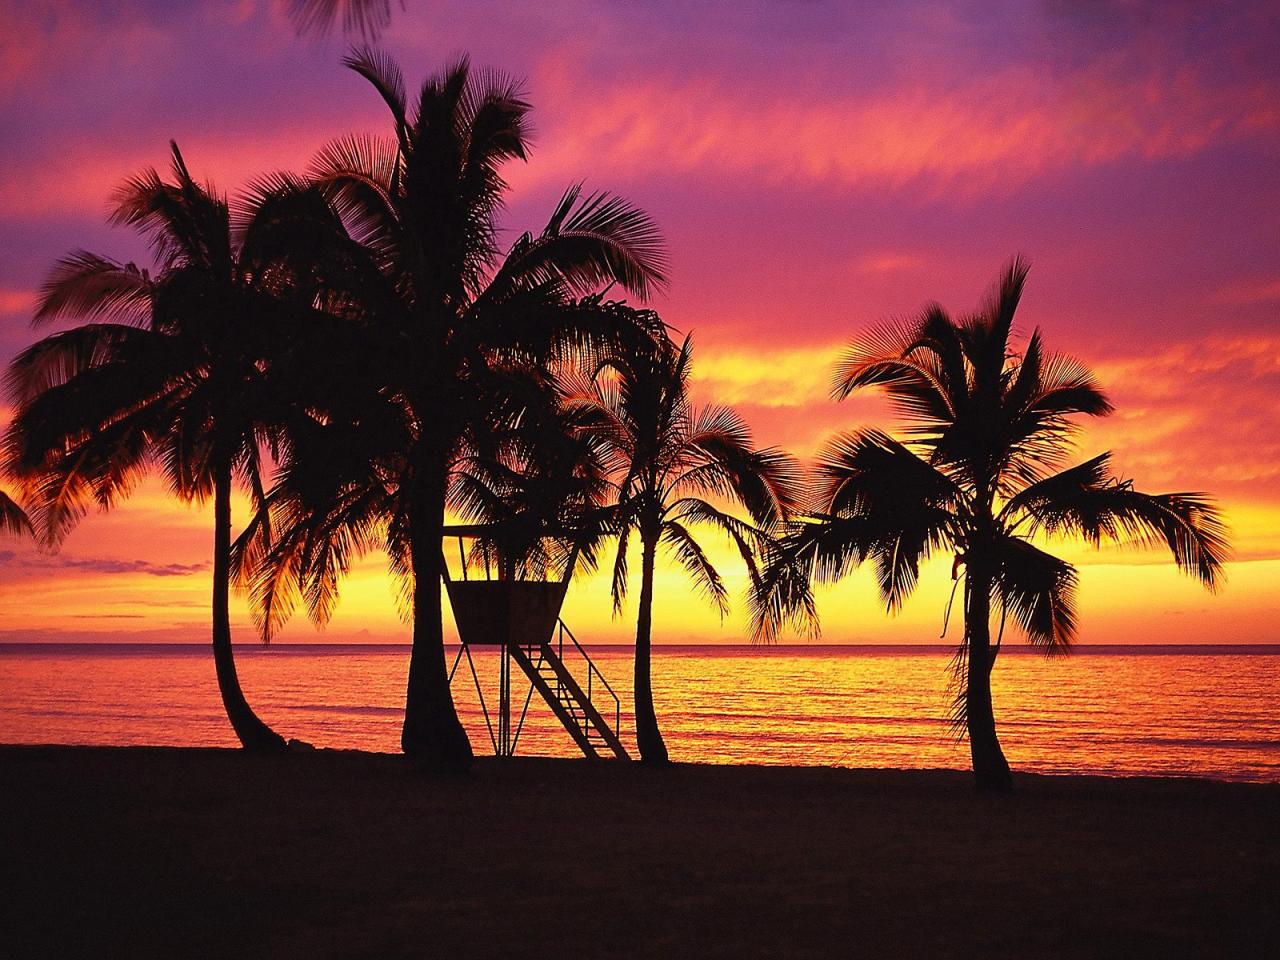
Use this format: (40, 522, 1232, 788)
(3, 641, 1278, 656)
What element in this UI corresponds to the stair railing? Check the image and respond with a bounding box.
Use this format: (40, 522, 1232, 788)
(554, 619, 622, 739)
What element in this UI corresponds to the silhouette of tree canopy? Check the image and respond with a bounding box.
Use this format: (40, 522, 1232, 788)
(233, 51, 668, 766)
(446, 354, 621, 581)
(2, 142, 345, 752)
(566, 332, 801, 763)
(753, 257, 1229, 791)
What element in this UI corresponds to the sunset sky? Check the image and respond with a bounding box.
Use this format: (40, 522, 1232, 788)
(1, 0, 1277, 644)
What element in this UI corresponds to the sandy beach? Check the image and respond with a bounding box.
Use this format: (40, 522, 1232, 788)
(2, 746, 1276, 958)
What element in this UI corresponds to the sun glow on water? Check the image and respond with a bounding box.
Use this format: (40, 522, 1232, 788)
(2, 644, 1276, 782)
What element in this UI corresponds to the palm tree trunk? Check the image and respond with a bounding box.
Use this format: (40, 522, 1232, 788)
(964, 559, 1012, 792)
(634, 530, 669, 764)
(400, 463, 473, 768)
(212, 463, 287, 752)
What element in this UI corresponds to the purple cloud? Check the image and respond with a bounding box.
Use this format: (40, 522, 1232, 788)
(0, 550, 209, 577)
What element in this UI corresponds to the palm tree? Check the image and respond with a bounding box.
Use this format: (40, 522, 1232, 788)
(569, 333, 800, 763)
(3, 143, 340, 752)
(237, 51, 668, 766)
(753, 257, 1229, 791)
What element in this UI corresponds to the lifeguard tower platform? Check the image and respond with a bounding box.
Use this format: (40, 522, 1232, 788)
(443, 525, 629, 760)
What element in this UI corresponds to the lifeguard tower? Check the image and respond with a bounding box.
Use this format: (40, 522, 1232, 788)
(443, 524, 629, 760)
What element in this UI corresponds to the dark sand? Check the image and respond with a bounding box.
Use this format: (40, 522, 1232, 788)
(1, 746, 1277, 958)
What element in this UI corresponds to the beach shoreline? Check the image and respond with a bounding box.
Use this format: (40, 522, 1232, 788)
(3, 745, 1276, 958)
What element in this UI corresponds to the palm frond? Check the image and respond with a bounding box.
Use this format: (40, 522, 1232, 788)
(17, 405, 159, 544)
(660, 520, 729, 618)
(110, 143, 232, 273)
(674, 407, 802, 525)
(668, 496, 766, 581)
(5, 323, 163, 404)
(245, 498, 307, 641)
(288, 0, 395, 38)
(1007, 455, 1229, 588)
(344, 46, 408, 143)
(495, 185, 668, 301)
(831, 310, 960, 428)
(460, 68, 531, 172)
(0, 489, 32, 537)
(991, 534, 1077, 652)
(32, 253, 152, 328)
(609, 518, 631, 614)
(1027, 350, 1113, 418)
(1002, 453, 1113, 519)
(748, 521, 831, 642)
(815, 429, 960, 519)
(309, 134, 402, 260)
(236, 171, 374, 290)
(975, 254, 1029, 381)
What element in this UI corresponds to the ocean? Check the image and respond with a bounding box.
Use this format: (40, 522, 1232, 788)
(1, 643, 1277, 782)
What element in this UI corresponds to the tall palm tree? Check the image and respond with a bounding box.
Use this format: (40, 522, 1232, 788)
(237, 51, 667, 766)
(569, 333, 800, 763)
(3, 143, 338, 752)
(753, 257, 1229, 791)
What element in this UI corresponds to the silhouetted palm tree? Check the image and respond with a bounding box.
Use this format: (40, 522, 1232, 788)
(753, 257, 1229, 791)
(3, 143, 339, 752)
(0, 488, 32, 537)
(238, 51, 667, 766)
(569, 333, 800, 763)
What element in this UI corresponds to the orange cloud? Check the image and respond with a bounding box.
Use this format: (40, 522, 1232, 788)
(1084, 334, 1280, 499)
(690, 344, 840, 409)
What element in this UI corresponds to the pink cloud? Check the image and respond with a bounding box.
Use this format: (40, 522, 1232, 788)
(0, 118, 385, 219)
(0, 2, 173, 104)
(513, 54, 1279, 199)
(1212, 278, 1280, 305)
(855, 252, 925, 275)
(0, 288, 34, 314)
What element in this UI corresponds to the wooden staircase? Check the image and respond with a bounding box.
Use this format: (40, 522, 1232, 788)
(509, 629, 630, 760)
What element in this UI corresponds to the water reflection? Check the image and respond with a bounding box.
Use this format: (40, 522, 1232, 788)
(1, 645, 1276, 781)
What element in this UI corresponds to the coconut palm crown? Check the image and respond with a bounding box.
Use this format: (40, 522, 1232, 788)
(753, 257, 1229, 791)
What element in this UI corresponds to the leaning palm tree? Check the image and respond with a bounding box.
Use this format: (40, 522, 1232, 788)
(236, 51, 667, 766)
(753, 257, 1229, 791)
(3, 143, 339, 752)
(569, 333, 800, 763)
